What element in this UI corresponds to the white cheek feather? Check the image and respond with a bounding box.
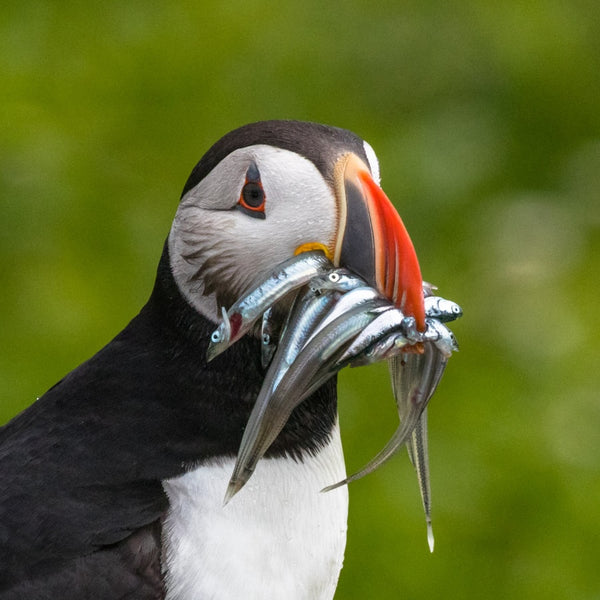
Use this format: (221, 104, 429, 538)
(169, 145, 338, 323)
(363, 140, 381, 185)
(161, 424, 348, 600)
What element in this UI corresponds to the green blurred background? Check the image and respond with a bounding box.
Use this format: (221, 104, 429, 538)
(2, 1, 599, 598)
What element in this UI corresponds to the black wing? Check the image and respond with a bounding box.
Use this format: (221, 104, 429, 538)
(0, 330, 171, 598)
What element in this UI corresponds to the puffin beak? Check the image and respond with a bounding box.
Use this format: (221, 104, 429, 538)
(332, 153, 426, 331)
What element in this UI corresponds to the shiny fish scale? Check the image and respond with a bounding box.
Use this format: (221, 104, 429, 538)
(426, 318, 459, 357)
(304, 286, 385, 344)
(260, 307, 278, 369)
(323, 345, 446, 554)
(309, 268, 366, 293)
(323, 345, 446, 491)
(337, 307, 405, 366)
(207, 250, 331, 361)
(407, 409, 434, 552)
(260, 270, 365, 370)
(270, 289, 340, 389)
(392, 350, 446, 552)
(424, 296, 463, 323)
(226, 296, 387, 502)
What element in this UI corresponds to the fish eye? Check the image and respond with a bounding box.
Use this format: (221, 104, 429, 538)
(262, 333, 271, 345)
(211, 331, 222, 343)
(329, 272, 340, 283)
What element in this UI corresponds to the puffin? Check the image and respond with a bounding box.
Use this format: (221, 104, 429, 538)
(0, 120, 424, 600)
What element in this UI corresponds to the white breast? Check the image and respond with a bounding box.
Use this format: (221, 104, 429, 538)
(161, 424, 348, 600)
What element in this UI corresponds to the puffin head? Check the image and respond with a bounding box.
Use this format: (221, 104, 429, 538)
(169, 120, 425, 330)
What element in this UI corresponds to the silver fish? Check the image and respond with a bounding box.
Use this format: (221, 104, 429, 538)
(260, 268, 363, 370)
(224, 289, 334, 504)
(371, 317, 459, 361)
(223, 285, 346, 503)
(268, 288, 341, 390)
(399, 314, 446, 346)
(305, 286, 385, 344)
(392, 347, 446, 553)
(425, 318, 459, 358)
(260, 268, 363, 376)
(218, 252, 462, 548)
(346, 308, 455, 366)
(407, 409, 434, 552)
(424, 296, 462, 323)
(207, 251, 331, 361)
(260, 307, 279, 369)
(210, 306, 231, 346)
(225, 295, 387, 503)
(322, 344, 446, 494)
(328, 307, 456, 549)
(422, 281, 438, 297)
(297, 303, 392, 401)
(309, 268, 367, 293)
(348, 328, 410, 367)
(337, 306, 405, 366)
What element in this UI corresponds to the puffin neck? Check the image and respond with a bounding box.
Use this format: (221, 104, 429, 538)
(147, 241, 215, 346)
(146, 240, 340, 462)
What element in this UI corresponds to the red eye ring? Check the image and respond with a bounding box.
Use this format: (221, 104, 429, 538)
(239, 181, 265, 212)
(237, 163, 266, 219)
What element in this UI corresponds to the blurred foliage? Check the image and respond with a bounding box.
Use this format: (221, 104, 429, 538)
(2, 1, 600, 598)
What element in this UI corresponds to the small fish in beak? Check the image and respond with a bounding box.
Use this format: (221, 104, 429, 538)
(209, 149, 462, 547)
(207, 250, 331, 361)
(424, 296, 463, 323)
(260, 307, 279, 369)
(208, 244, 461, 551)
(225, 286, 389, 504)
(322, 344, 447, 491)
(309, 268, 366, 294)
(426, 318, 460, 358)
(305, 286, 386, 345)
(336, 307, 407, 366)
(406, 409, 434, 552)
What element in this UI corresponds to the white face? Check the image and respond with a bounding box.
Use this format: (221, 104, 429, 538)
(169, 145, 338, 322)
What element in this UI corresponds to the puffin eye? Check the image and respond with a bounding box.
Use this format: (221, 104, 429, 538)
(242, 182, 264, 208)
(237, 162, 266, 219)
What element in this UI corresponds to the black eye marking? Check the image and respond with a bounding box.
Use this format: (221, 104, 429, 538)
(246, 161, 260, 182)
(237, 161, 266, 219)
